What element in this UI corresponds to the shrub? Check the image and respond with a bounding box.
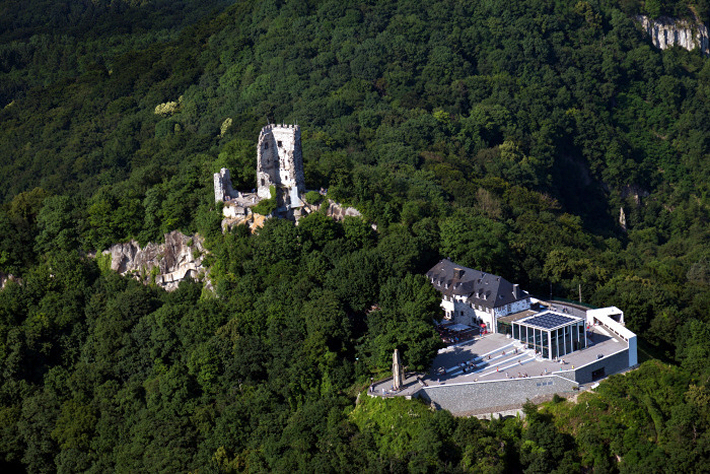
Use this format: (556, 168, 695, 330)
(304, 190, 324, 205)
(252, 186, 277, 215)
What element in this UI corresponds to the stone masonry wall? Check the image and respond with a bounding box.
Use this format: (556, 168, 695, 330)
(256, 124, 305, 201)
(415, 375, 578, 415)
(214, 168, 236, 202)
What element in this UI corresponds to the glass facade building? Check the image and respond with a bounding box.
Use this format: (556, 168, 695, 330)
(511, 311, 586, 360)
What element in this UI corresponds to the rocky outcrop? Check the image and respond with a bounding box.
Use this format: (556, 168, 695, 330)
(637, 16, 709, 55)
(303, 199, 362, 221)
(102, 231, 209, 291)
(323, 200, 362, 220)
(0, 272, 16, 290)
(620, 184, 650, 205)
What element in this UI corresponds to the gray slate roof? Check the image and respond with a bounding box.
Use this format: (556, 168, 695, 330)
(426, 259, 528, 310)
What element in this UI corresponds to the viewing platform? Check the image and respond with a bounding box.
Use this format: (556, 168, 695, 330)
(369, 320, 633, 415)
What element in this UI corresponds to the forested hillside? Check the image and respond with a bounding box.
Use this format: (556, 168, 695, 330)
(2, 0, 710, 471)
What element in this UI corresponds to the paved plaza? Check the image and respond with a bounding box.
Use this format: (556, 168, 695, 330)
(371, 324, 628, 398)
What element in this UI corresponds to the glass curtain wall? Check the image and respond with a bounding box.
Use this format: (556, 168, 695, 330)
(512, 320, 586, 360)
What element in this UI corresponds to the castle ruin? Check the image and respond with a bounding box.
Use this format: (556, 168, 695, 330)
(214, 168, 237, 203)
(256, 124, 306, 217)
(214, 123, 361, 228)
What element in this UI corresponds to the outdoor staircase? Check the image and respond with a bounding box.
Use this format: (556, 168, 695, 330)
(441, 342, 536, 379)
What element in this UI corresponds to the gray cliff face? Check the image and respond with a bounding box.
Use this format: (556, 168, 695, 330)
(103, 231, 209, 291)
(637, 15, 709, 54)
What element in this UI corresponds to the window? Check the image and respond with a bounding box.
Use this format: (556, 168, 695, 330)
(278, 141, 283, 147)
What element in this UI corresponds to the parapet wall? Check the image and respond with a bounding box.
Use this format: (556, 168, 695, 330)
(415, 375, 578, 415)
(587, 307, 637, 367)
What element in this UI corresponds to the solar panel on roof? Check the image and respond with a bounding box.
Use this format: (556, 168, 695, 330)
(523, 313, 575, 330)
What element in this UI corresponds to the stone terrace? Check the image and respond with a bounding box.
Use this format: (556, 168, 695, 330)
(370, 324, 627, 400)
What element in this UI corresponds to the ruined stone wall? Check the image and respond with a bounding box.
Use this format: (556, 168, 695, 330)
(302, 199, 362, 221)
(214, 168, 237, 202)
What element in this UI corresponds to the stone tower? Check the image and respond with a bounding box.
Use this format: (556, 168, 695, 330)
(256, 124, 306, 214)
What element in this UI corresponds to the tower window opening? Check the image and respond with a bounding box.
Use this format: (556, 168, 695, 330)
(278, 141, 283, 147)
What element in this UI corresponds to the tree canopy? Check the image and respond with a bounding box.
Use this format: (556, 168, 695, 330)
(1, 0, 710, 471)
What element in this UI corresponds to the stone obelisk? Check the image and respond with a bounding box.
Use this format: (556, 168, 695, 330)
(392, 348, 404, 391)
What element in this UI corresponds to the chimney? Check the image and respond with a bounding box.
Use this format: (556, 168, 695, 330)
(454, 268, 464, 279)
(513, 284, 520, 299)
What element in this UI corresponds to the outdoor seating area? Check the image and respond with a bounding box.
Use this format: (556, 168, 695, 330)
(436, 322, 480, 345)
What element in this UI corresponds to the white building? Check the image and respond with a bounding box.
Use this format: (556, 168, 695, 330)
(426, 259, 531, 333)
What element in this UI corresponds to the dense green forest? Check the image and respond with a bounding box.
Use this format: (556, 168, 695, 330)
(2, 0, 710, 471)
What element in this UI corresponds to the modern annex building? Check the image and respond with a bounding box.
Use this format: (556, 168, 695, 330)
(426, 259, 636, 366)
(510, 310, 588, 360)
(371, 260, 643, 415)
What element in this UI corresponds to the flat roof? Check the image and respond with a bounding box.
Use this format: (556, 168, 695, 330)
(518, 311, 582, 330)
(498, 309, 537, 324)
